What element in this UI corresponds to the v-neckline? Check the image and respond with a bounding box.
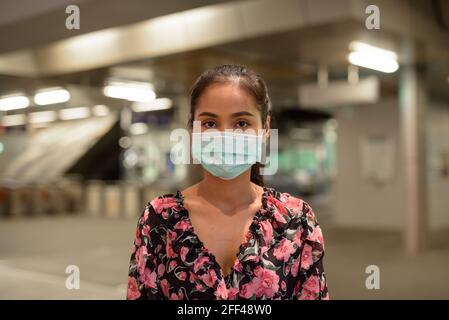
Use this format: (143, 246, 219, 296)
(175, 186, 270, 283)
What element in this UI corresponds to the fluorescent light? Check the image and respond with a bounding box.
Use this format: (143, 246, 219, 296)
(34, 87, 71, 105)
(129, 122, 148, 135)
(1, 114, 26, 126)
(59, 107, 90, 120)
(103, 80, 156, 102)
(29, 111, 57, 123)
(31, 122, 51, 129)
(0, 94, 30, 111)
(348, 41, 399, 73)
(93, 104, 109, 116)
(131, 98, 173, 112)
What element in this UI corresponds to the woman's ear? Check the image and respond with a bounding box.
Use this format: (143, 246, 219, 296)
(264, 114, 271, 140)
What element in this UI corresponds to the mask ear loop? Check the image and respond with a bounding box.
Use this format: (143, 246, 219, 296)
(259, 124, 268, 167)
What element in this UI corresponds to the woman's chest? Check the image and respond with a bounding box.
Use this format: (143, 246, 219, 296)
(158, 211, 302, 299)
(186, 204, 257, 276)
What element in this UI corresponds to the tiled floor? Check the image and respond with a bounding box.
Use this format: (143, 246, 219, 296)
(0, 214, 448, 299)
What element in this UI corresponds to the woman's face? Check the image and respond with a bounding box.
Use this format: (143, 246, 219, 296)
(194, 83, 269, 137)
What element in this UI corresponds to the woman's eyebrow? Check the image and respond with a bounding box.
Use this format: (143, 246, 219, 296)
(197, 111, 256, 118)
(231, 111, 256, 118)
(197, 112, 218, 118)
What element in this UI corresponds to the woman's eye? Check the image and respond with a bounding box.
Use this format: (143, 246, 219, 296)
(236, 120, 249, 128)
(203, 120, 216, 128)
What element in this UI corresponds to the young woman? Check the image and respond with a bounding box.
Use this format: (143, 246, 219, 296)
(127, 64, 329, 300)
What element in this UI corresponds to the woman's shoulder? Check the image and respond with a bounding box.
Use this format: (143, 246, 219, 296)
(138, 190, 184, 226)
(265, 187, 321, 233)
(266, 187, 315, 216)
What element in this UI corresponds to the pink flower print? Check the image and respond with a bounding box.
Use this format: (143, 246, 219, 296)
(174, 220, 192, 232)
(233, 259, 243, 272)
(281, 280, 287, 292)
(135, 245, 147, 275)
(303, 275, 320, 293)
(170, 291, 184, 300)
(193, 255, 210, 273)
(259, 220, 273, 245)
(266, 195, 288, 216)
(227, 287, 239, 300)
(300, 287, 317, 300)
(157, 263, 165, 277)
(141, 267, 157, 289)
(214, 280, 228, 299)
(253, 266, 279, 298)
(307, 225, 324, 245)
(273, 238, 295, 262)
(240, 281, 257, 299)
(143, 207, 150, 222)
(180, 246, 189, 262)
(293, 229, 303, 247)
(300, 244, 313, 270)
(291, 258, 300, 277)
(126, 276, 141, 300)
(280, 194, 303, 214)
(160, 278, 170, 297)
(135, 227, 141, 247)
(200, 268, 218, 287)
(169, 260, 177, 270)
(273, 210, 287, 224)
(142, 225, 150, 237)
(150, 197, 178, 217)
(166, 232, 177, 258)
(178, 271, 187, 281)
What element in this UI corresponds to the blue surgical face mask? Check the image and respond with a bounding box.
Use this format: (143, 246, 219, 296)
(191, 130, 264, 180)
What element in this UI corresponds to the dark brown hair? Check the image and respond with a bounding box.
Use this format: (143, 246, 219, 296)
(188, 64, 272, 186)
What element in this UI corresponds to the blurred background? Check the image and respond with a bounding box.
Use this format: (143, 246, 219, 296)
(0, 0, 448, 299)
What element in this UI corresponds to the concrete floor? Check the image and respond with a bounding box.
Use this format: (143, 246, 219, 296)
(0, 214, 448, 299)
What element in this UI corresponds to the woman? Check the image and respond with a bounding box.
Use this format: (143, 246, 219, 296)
(127, 64, 329, 300)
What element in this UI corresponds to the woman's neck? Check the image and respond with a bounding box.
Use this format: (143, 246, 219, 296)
(197, 171, 262, 213)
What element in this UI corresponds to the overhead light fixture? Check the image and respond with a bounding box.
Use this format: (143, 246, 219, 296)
(0, 94, 30, 111)
(131, 97, 172, 112)
(29, 110, 57, 124)
(1, 114, 27, 126)
(129, 122, 148, 135)
(103, 80, 156, 103)
(59, 107, 90, 120)
(34, 87, 71, 105)
(93, 104, 109, 116)
(348, 41, 399, 73)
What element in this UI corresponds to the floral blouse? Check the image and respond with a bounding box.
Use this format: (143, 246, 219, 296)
(126, 186, 329, 300)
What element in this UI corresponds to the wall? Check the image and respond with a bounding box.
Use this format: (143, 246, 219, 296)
(333, 98, 449, 230)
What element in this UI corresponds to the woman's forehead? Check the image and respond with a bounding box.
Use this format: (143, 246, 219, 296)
(195, 83, 259, 116)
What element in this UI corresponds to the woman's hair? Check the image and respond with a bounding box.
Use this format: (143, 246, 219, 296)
(188, 64, 272, 186)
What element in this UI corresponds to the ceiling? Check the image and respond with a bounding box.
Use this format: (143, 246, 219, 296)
(0, 0, 448, 107)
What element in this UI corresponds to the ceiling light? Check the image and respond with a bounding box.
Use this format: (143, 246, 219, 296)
(103, 80, 156, 103)
(1, 114, 27, 126)
(131, 98, 172, 112)
(0, 94, 30, 111)
(93, 104, 109, 116)
(59, 107, 90, 120)
(34, 87, 71, 105)
(348, 41, 399, 73)
(129, 122, 148, 135)
(29, 111, 57, 124)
